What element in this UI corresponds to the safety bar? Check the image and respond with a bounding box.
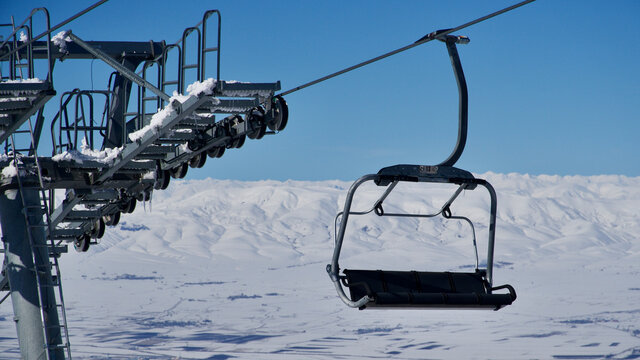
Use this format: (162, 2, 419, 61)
(51, 89, 112, 154)
(0, 1, 106, 64)
(180, 27, 201, 94)
(140, 59, 162, 129)
(327, 169, 498, 308)
(0, 8, 52, 83)
(160, 43, 182, 101)
(201, 10, 221, 82)
(10, 25, 34, 79)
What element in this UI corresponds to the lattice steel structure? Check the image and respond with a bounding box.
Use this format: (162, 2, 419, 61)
(0, 4, 288, 359)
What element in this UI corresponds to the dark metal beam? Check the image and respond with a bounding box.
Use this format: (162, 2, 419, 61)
(0, 40, 165, 61)
(67, 32, 170, 102)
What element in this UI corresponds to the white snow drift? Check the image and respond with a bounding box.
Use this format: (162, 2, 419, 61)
(0, 173, 638, 359)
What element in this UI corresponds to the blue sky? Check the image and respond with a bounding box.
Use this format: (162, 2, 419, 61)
(3, 0, 639, 181)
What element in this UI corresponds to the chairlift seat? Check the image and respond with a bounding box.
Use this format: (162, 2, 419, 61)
(327, 27, 518, 311)
(342, 269, 516, 310)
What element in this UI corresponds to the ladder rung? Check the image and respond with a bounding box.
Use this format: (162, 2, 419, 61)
(59, 126, 106, 131)
(64, 210, 101, 220)
(141, 145, 175, 154)
(183, 64, 198, 70)
(83, 190, 119, 201)
(51, 228, 85, 237)
(36, 244, 69, 254)
(173, 123, 210, 130)
(23, 204, 47, 210)
(154, 138, 188, 144)
(23, 205, 47, 210)
(134, 153, 167, 160)
(79, 199, 111, 206)
(43, 318, 66, 329)
(40, 281, 61, 287)
(112, 169, 148, 175)
(119, 160, 156, 169)
(163, 80, 179, 86)
(160, 132, 195, 141)
(203, 47, 219, 52)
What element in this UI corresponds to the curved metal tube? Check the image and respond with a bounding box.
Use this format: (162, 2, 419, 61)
(201, 10, 221, 82)
(438, 39, 468, 167)
(447, 214, 479, 270)
(478, 180, 498, 286)
(326, 264, 373, 309)
(180, 27, 202, 94)
(160, 43, 182, 99)
(327, 174, 378, 308)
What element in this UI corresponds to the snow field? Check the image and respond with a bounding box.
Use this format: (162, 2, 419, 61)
(0, 173, 638, 359)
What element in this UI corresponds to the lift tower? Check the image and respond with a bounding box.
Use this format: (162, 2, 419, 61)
(1, 0, 534, 357)
(0, 5, 288, 359)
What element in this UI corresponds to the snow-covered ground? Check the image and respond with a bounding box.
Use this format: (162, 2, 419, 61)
(1, 173, 639, 359)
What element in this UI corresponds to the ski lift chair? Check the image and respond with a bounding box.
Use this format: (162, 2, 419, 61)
(326, 33, 515, 310)
(327, 165, 516, 310)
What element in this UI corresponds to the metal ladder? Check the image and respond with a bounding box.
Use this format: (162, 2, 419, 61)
(9, 117, 72, 360)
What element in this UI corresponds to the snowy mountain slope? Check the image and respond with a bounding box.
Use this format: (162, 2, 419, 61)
(1, 173, 639, 359)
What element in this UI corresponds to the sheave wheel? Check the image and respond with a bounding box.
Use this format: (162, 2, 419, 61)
(215, 146, 225, 158)
(170, 163, 188, 179)
(74, 234, 90, 252)
(103, 211, 121, 226)
(91, 217, 105, 239)
(124, 197, 137, 214)
(247, 107, 266, 140)
(227, 115, 245, 149)
(207, 146, 225, 158)
(189, 152, 207, 168)
(268, 95, 288, 131)
(154, 168, 170, 190)
(231, 134, 246, 149)
(207, 147, 219, 158)
(160, 169, 170, 189)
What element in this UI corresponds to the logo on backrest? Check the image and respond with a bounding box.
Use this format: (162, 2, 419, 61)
(418, 166, 438, 174)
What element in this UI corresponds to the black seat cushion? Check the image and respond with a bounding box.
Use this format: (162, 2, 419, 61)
(343, 269, 515, 310)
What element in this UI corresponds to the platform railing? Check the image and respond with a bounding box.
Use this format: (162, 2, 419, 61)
(201, 10, 221, 83)
(0, 7, 53, 84)
(51, 89, 111, 154)
(180, 27, 202, 94)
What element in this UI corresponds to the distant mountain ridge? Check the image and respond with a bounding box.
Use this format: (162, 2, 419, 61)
(1, 173, 638, 359)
